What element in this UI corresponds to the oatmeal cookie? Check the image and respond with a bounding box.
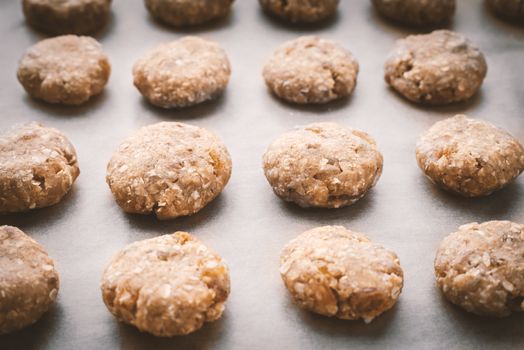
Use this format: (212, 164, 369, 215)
(101, 231, 230, 336)
(133, 36, 231, 109)
(435, 221, 524, 316)
(106, 122, 232, 220)
(384, 30, 487, 105)
(416, 115, 524, 197)
(372, 0, 456, 26)
(262, 122, 382, 208)
(17, 35, 111, 106)
(263, 36, 359, 104)
(259, 0, 339, 24)
(0, 122, 80, 214)
(280, 226, 403, 322)
(488, 0, 524, 21)
(144, 0, 235, 27)
(0, 226, 59, 334)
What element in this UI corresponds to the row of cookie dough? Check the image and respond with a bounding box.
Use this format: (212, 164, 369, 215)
(2, 220, 523, 336)
(21, 0, 524, 36)
(16, 30, 488, 107)
(1, 115, 523, 216)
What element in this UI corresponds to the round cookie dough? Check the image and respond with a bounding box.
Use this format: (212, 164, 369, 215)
(106, 122, 232, 220)
(259, 0, 339, 24)
(384, 30, 487, 105)
(280, 226, 403, 322)
(101, 231, 230, 336)
(262, 122, 383, 208)
(372, 0, 456, 26)
(17, 35, 111, 106)
(133, 36, 231, 109)
(0, 226, 59, 334)
(144, 0, 235, 27)
(488, 0, 524, 21)
(0, 122, 80, 214)
(263, 36, 359, 105)
(22, 0, 112, 35)
(416, 115, 524, 197)
(435, 221, 524, 316)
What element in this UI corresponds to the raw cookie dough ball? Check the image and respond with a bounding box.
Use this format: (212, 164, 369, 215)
(263, 36, 359, 105)
(106, 122, 232, 220)
(435, 221, 524, 316)
(0, 122, 80, 214)
(416, 115, 524, 197)
(259, 0, 339, 24)
(17, 35, 111, 106)
(144, 0, 235, 27)
(384, 30, 487, 105)
(22, 0, 112, 35)
(133, 36, 231, 109)
(101, 231, 230, 336)
(262, 122, 383, 208)
(0, 226, 60, 334)
(372, 0, 456, 26)
(488, 0, 524, 21)
(280, 226, 403, 322)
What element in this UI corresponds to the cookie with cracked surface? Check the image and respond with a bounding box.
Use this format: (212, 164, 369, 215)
(262, 122, 382, 208)
(0, 226, 59, 334)
(106, 122, 232, 220)
(17, 35, 111, 106)
(144, 0, 235, 27)
(101, 231, 230, 337)
(259, 0, 339, 24)
(488, 0, 524, 21)
(416, 115, 524, 197)
(0, 122, 80, 214)
(280, 226, 403, 323)
(133, 36, 231, 109)
(22, 0, 112, 35)
(372, 0, 456, 26)
(384, 30, 487, 105)
(263, 36, 359, 105)
(435, 221, 524, 316)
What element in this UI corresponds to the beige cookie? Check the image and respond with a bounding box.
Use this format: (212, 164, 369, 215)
(101, 231, 230, 337)
(488, 0, 524, 21)
(144, 0, 235, 26)
(384, 30, 487, 105)
(22, 0, 112, 35)
(17, 35, 111, 106)
(133, 36, 231, 109)
(280, 226, 403, 323)
(263, 36, 359, 104)
(0, 226, 59, 334)
(106, 122, 232, 220)
(416, 115, 524, 197)
(259, 0, 339, 23)
(435, 221, 524, 317)
(0, 122, 80, 214)
(372, 0, 456, 26)
(263, 122, 382, 208)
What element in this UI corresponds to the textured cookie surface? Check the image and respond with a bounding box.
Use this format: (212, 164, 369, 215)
(145, 0, 234, 26)
(22, 0, 112, 35)
(263, 36, 359, 104)
(133, 36, 231, 108)
(435, 221, 524, 316)
(372, 0, 456, 26)
(416, 115, 524, 197)
(259, 0, 339, 23)
(384, 30, 487, 105)
(280, 226, 403, 322)
(0, 122, 80, 213)
(101, 232, 230, 336)
(0, 226, 59, 334)
(263, 122, 382, 208)
(17, 35, 111, 105)
(488, 0, 524, 20)
(106, 122, 232, 219)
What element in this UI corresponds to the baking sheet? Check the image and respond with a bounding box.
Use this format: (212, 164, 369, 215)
(1, 1, 524, 349)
